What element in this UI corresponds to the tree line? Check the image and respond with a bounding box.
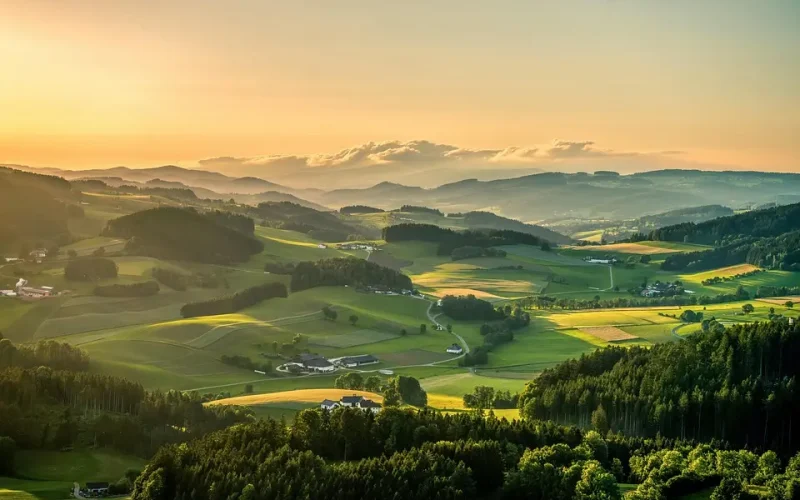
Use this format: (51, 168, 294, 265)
(520, 319, 800, 454)
(290, 257, 412, 292)
(339, 205, 384, 214)
(180, 282, 287, 318)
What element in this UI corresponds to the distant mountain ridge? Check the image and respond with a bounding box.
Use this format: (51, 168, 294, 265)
(7, 164, 800, 222)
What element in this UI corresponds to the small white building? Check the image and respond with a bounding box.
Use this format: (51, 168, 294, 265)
(446, 344, 463, 355)
(321, 399, 340, 410)
(317, 244, 328, 249)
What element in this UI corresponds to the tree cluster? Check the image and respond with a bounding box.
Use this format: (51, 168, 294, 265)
(151, 267, 190, 291)
(290, 257, 412, 292)
(180, 282, 287, 318)
(64, 257, 119, 281)
(0, 339, 89, 372)
(220, 355, 272, 374)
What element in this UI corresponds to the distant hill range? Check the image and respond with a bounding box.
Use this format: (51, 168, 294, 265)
(7, 164, 800, 222)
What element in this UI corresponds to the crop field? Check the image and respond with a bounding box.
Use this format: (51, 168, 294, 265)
(565, 241, 710, 255)
(756, 295, 800, 305)
(409, 261, 548, 299)
(207, 388, 383, 407)
(0, 449, 144, 500)
(420, 372, 528, 397)
(579, 326, 638, 342)
(484, 328, 598, 372)
(541, 308, 679, 329)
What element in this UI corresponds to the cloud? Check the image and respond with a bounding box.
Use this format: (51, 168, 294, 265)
(197, 139, 679, 174)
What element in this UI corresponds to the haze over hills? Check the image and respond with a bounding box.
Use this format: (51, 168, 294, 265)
(7, 163, 800, 223)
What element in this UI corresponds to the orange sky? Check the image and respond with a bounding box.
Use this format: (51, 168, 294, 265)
(1, 1, 798, 173)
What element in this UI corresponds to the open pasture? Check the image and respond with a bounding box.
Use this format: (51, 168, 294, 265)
(409, 261, 548, 299)
(310, 328, 398, 348)
(756, 295, 800, 305)
(0, 449, 144, 500)
(579, 325, 638, 342)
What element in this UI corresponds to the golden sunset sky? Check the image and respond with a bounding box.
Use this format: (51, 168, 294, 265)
(1, 0, 798, 175)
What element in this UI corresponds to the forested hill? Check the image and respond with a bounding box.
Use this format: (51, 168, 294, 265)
(383, 223, 555, 256)
(104, 207, 263, 264)
(252, 201, 372, 241)
(457, 211, 572, 244)
(520, 319, 800, 454)
(651, 202, 800, 245)
(0, 167, 75, 252)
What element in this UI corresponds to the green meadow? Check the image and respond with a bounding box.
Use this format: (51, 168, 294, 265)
(0, 450, 144, 500)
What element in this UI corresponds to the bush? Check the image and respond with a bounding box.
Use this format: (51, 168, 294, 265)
(64, 257, 118, 281)
(94, 281, 159, 297)
(181, 282, 288, 318)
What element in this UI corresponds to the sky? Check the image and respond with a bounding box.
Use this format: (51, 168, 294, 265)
(1, 0, 798, 182)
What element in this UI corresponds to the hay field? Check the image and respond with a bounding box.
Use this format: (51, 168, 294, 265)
(579, 326, 638, 342)
(207, 389, 383, 407)
(756, 296, 800, 305)
(569, 242, 701, 255)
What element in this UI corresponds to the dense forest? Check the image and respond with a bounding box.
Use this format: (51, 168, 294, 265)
(661, 231, 800, 272)
(0, 338, 252, 458)
(130, 405, 800, 500)
(180, 282, 288, 318)
(520, 319, 800, 454)
(651, 202, 800, 245)
(0, 167, 73, 253)
(383, 224, 552, 256)
(104, 207, 264, 264)
(204, 210, 255, 235)
(290, 257, 412, 292)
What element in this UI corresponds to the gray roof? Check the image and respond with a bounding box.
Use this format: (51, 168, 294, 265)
(342, 354, 378, 364)
(303, 358, 333, 368)
(359, 399, 382, 408)
(341, 395, 364, 404)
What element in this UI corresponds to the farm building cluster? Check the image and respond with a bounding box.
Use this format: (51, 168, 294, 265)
(640, 281, 684, 298)
(0, 278, 59, 300)
(320, 394, 382, 413)
(357, 285, 418, 296)
(583, 256, 618, 265)
(337, 243, 377, 252)
(279, 353, 380, 374)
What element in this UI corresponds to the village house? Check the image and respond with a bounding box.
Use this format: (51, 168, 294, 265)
(321, 394, 382, 413)
(583, 256, 617, 264)
(446, 344, 463, 354)
(29, 248, 48, 261)
(85, 482, 110, 496)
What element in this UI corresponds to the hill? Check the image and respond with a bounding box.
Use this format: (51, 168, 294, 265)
(0, 167, 76, 253)
(651, 202, 800, 245)
(252, 201, 374, 241)
(104, 206, 263, 263)
(320, 170, 800, 222)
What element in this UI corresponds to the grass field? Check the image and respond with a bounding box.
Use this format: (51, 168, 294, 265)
(0, 450, 144, 500)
